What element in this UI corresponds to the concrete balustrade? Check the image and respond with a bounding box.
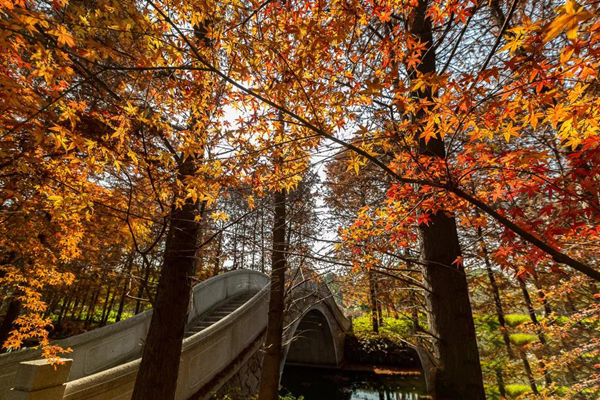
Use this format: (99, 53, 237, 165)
(0, 270, 269, 400)
(1, 270, 352, 400)
(7, 358, 72, 400)
(62, 272, 270, 400)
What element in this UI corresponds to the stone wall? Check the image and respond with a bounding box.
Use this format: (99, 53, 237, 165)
(211, 347, 263, 399)
(188, 331, 265, 400)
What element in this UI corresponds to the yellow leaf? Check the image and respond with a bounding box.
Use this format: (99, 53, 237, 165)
(55, 26, 75, 47)
(503, 122, 521, 142)
(545, 0, 594, 43)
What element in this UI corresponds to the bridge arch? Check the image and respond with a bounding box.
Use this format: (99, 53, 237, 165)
(283, 308, 338, 367)
(280, 294, 350, 373)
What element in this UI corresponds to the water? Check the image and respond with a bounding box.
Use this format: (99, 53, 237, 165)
(280, 365, 426, 400)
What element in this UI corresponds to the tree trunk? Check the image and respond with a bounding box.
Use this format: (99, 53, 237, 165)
(409, 1, 485, 398)
(251, 214, 258, 269)
(533, 274, 552, 318)
(369, 270, 379, 333)
(213, 231, 223, 277)
(479, 229, 515, 359)
(70, 287, 82, 320)
(131, 159, 200, 400)
(261, 208, 266, 273)
(134, 265, 147, 315)
(75, 286, 89, 320)
(519, 278, 553, 386)
(494, 368, 506, 399)
(257, 188, 287, 400)
(57, 294, 72, 326)
(42, 291, 57, 319)
(102, 291, 116, 326)
(116, 256, 134, 322)
(418, 215, 485, 399)
(479, 231, 536, 396)
(520, 350, 540, 395)
(232, 224, 238, 270)
(100, 284, 115, 326)
(240, 219, 247, 269)
(375, 278, 384, 328)
(85, 289, 99, 328)
(377, 297, 383, 328)
(192, 202, 207, 278)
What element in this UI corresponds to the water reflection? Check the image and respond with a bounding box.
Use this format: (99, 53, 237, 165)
(280, 366, 425, 400)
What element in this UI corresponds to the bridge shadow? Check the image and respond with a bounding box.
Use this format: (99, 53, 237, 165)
(285, 309, 338, 367)
(280, 308, 350, 399)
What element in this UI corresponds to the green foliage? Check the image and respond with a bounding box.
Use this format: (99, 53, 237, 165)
(279, 394, 304, 400)
(552, 316, 570, 326)
(476, 314, 500, 331)
(509, 333, 538, 346)
(505, 314, 530, 327)
(553, 386, 570, 396)
(352, 313, 425, 336)
(344, 330, 421, 367)
(505, 384, 531, 397)
(214, 388, 303, 400)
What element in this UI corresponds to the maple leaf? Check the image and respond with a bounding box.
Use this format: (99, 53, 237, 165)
(376, 8, 392, 23)
(452, 256, 463, 268)
(53, 26, 75, 47)
(420, 127, 437, 144)
(502, 121, 521, 142)
(544, 0, 594, 42)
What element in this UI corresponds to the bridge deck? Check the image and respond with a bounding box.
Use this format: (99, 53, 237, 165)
(184, 291, 258, 338)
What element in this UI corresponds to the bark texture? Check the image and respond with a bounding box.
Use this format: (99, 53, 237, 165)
(409, 1, 485, 398)
(257, 189, 287, 400)
(131, 160, 199, 400)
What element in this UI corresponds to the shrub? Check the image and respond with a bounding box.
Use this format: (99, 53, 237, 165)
(509, 333, 538, 346)
(505, 384, 531, 398)
(505, 314, 530, 327)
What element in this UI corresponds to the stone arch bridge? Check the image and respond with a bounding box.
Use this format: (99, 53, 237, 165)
(0, 270, 354, 400)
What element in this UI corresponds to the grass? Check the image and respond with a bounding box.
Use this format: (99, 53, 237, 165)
(352, 313, 427, 336)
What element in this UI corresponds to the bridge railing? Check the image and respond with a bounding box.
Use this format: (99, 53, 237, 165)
(0, 270, 269, 400)
(62, 270, 269, 400)
(3, 270, 356, 400)
(0, 299, 154, 399)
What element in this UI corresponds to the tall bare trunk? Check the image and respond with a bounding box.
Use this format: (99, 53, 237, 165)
(520, 350, 540, 395)
(213, 231, 223, 277)
(115, 255, 133, 323)
(478, 229, 515, 396)
(479, 229, 514, 359)
(369, 270, 379, 333)
(494, 369, 507, 399)
(57, 294, 72, 326)
(257, 188, 287, 400)
(533, 274, 552, 318)
(409, 1, 485, 398)
(519, 278, 553, 386)
(132, 159, 200, 400)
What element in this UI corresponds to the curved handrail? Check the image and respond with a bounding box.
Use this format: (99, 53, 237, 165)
(0, 270, 269, 400)
(63, 278, 271, 400)
(2, 270, 351, 400)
